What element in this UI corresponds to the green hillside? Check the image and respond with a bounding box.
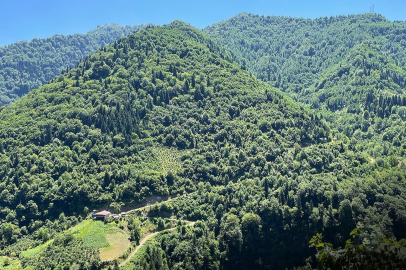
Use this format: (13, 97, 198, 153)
(204, 13, 406, 169)
(0, 19, 405, 270)
(0, 21, 331, 265)
(307, 42, 406, 112)
(204, 13, 406, 103)
(0, 23, 150, 106)
(0, 19, 328, 223)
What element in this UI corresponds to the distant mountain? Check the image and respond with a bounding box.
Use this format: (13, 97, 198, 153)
(0, 23, 151, 106)
(204, 13, 406, 108)
(307, 42, 406, 113)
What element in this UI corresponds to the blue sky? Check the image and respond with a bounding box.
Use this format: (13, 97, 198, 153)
(1, 0, 405, 46)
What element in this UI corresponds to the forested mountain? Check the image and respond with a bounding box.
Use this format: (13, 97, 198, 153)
(0, 23, 150, 106)
(204, 13, 406, 111)
(0, 21, 331, 269)
(203, 13, 406, 175)
(308, 42, 406, 114)
(0, 17, 406, 270)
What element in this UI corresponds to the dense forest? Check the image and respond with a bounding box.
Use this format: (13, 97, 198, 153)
(205, 13, 406, 112)
(0, 23, 150, 106)
(0, 14, 406, 270)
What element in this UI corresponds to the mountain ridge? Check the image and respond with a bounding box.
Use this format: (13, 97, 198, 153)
(1, 17, 406, 270)
(0, 23, 152, 106)
(0, 19, 327, 232)
(204, 13, 406, 98)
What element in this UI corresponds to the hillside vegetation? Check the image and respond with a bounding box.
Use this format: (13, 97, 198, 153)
(205, 13, 406, 109)
(0, 17, 405, 270)
(0, 23, 150, 106)
(204, 13, 406, 176)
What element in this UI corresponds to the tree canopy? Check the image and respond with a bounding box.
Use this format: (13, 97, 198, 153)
(1, 15, 406, 270)
(0, 23, 150, 106)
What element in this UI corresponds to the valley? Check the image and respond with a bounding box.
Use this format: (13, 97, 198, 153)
(0, 12, 405, 270)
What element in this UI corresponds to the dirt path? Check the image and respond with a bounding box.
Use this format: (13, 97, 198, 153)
(119, 231, 161, 267)
(96, 194, 173, 213)
(94, 191, 197, 216)
(119, 221, 195, 267)
(125, 191, 197, 215)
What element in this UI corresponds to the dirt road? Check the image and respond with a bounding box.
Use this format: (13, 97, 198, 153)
(125, 192, 197, 215)
(119, 221, 195, 267)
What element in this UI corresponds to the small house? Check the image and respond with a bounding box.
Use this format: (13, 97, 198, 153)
(121, 212, 127, 217)
(93, 210, 111, 220)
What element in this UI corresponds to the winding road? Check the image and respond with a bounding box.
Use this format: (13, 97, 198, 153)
(104, 191, 198, 267)
(125, 191, 198, 215)
(119, 221, 195, 267)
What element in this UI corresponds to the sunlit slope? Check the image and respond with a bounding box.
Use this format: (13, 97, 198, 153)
(0, 23, 150, 106)
(0, 21, 328, 233)
(205, 13, 406, 104)
(306, 43, 406, 112)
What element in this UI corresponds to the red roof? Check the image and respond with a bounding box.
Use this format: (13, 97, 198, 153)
(95, 210, 111, 216)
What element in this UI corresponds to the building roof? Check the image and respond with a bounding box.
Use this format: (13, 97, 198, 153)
(94, 210, 111, 216)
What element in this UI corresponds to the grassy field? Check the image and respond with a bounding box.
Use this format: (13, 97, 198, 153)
(140, 219, 157, 237)
(19, 219, 131, 263)
(73, 220, 131, 261)
(14, 218, 174, 267)
(75, 220, 113, 249)
(99, 232, 131, 261)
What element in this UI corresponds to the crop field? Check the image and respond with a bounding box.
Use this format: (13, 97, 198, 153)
(132, 146, 185, 176)
(153, 147, 184, 174)
(72, 220, 131, 261)
(74, 220, 118, 249)
(20, 239, 54, 258)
